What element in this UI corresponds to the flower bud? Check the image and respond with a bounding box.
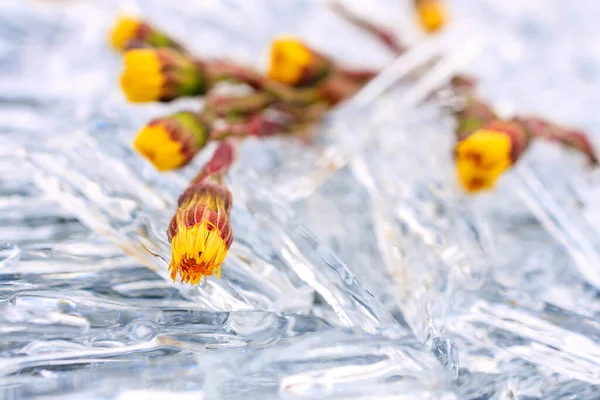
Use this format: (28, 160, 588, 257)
(167, 180, 233, 284)
(109, 16, 184, 52)
(415, 0, 448, 33)
(268, 36, 330, 86)
(455, 121, 529, 193)
(120, 48, 206, 103)
(134, 111, 208, 171)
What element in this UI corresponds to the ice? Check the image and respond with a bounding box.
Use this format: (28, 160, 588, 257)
(0, 243, 21, 270)
(13, 124, 408, 338)
(2, 0, 600, 398)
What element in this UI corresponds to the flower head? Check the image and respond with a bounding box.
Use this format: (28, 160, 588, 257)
(168, 180, 233, 284)
(134, 111, 208, 171)
(455, 121, 529, 193)
(120, 48, 206, 103)
(268, 36, 328, 86)
(415, 0, 447, 33)
(109, 16, 184, 52)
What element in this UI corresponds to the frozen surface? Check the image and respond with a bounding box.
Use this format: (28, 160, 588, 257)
(1, 0, 600, 398)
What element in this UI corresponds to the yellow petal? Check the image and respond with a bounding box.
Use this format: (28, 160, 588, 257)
(417, 1, 447, 33)
(268, 35, 313, 85)
(110, 16, 140, 51)
(133, 124, 187, 171)
(455, 129, 512, 193)
(169, 221, 229, 284)
(120, 49, 164, 102)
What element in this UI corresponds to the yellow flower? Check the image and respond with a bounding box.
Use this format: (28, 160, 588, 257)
(416, 0, 447, 33)
(120, 48, 206, 103)
(110, 16, 141, 51)
(120, 49, 164, 102)
(109, 15, 184, 52)
(455, 129, 512, 193)
(133, 112, 208, 171)
(268, 36, 314, 85)
(134, 124, 184, 171)
(168, 181, 233, 284)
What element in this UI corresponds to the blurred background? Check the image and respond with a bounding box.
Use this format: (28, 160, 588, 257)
(1, 0, 600, 399)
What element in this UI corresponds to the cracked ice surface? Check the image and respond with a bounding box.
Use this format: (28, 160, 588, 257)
(1, 0, 600, 398)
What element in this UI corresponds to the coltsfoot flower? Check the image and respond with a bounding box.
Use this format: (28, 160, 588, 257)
(167, 142, 235, 284)
(455, 121, 529, 193)
(268, 36, 329, 86)
(167, 180, 233, 284)
(120, 48, 206, 103)
(134, 111, 208, 171)
(415, 0, 447, 33)
(109, 16, 184, 52)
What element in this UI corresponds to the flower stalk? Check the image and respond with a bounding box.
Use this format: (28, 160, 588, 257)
(328, 0, 405, 55)
(204, 92, 277, 120)
(515, 116, 599, 166)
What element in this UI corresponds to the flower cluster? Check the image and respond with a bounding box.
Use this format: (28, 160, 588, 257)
(111, 4, 438, 284)
(112, 3, 596, 283)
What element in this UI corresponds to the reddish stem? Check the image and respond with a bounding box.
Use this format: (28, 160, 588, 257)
(338, 68, 378, 84)
(515, 116, 598, 166)
(210, 114, 289, 141)
(192, 140, 238, 184)
(328, 0, 405, 55)
(205, 92, 276, 118)
(204, 60, 318, 106)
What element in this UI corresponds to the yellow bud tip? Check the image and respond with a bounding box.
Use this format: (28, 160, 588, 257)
(120, 49, 164, 103)
(455, 129, 512, 193)
(417, 0, 447, 33)
(110, 16, 141, 51)
(169, 220, 229, 284)
(268, 35, 313, 85)
(133, 123, 187, 171)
